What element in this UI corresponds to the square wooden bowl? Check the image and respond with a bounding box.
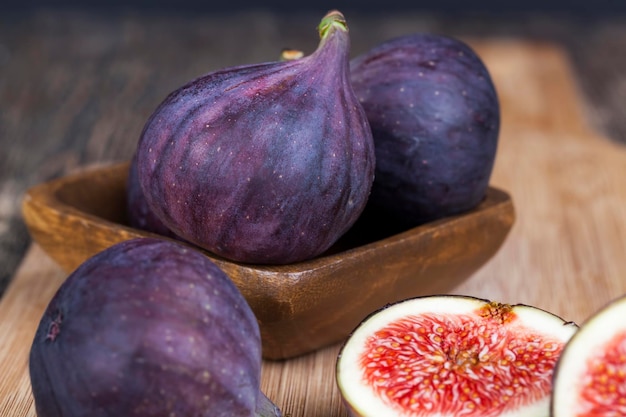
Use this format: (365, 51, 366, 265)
(21, 162, 514, 359)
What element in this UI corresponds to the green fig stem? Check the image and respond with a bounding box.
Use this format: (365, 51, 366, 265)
(318, 10, 348, 39)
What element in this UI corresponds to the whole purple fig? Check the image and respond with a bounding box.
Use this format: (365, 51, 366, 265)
(350, 34, 500, 225)
(136, 10, 374, 264)
(29, 238, 282, 417)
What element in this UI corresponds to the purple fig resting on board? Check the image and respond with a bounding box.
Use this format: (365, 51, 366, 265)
(28, 238, 282, 417)
(136, 10, 374, 264)
(350, 34, 500, 225)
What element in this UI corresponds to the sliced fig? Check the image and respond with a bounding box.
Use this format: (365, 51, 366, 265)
(551, 294, 626, 417)
(29, 238, 281, 417)
(350, 34, 500, 225)
(136, 10, 374, 264)
(336, 295, 577, 417)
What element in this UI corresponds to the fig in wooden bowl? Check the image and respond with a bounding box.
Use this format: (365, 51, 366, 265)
(22, 11, 513, 360)
(134, 10, 374, 265)
(350, 33, 501, 226)
(21, 161, 514, 360)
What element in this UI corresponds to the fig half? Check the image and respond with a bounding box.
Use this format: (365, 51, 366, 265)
(336, 295, 577, 417)
(551, 294, 626, 416)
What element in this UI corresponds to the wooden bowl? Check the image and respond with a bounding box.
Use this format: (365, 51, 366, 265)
(21, 162, 515, 360)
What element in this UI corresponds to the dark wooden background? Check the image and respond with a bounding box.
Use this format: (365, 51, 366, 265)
(6, 0, 626, 15)
(2, 7, 626, 297)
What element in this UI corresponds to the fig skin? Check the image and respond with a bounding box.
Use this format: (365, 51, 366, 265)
(350, 34, 500, 225)
(126, 152, 177, 238)
(28, 237, 281, 417)
(136, 11, 374, 264)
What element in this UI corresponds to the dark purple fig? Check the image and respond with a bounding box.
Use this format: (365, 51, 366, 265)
(29, 237, 282, 417)
(126, 152, 177, 238)
(136, 10, 374, 264)
(350, 34, 500, 225)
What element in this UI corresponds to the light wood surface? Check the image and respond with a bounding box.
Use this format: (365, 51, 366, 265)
(3, 40, 626, 416)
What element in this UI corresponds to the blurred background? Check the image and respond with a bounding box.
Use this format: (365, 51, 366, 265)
(4, 0, 626, 15)
(2, 1, 626, 296)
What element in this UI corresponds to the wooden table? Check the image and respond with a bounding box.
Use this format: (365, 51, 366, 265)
(3, 12, 626, 417)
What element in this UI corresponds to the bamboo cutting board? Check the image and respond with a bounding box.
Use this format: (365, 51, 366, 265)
(3, 40, 626, 416)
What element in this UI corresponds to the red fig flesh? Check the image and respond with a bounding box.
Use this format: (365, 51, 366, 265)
(336, 295, 577, 417)
(551, 294, 626, 417)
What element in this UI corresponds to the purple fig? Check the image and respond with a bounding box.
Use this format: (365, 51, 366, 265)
(350, 34, 500, 225)
(28, 237, 282, 417)
(136, 10, 374, 264)
(126, 152, 177, 238)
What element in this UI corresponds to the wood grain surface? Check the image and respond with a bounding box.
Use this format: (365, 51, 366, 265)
(3, 39, 626, 416)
